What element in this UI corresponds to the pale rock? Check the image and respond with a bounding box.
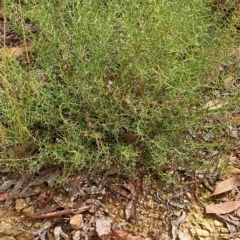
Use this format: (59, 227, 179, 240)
(189, 228, 195, 236)
(33, 186, 41, 193)
(72, 230, 81, 240)
(218, 234, 230, 240)
(22, 221, 32, 228)
(70, 214, 83, 230)
(0, 222, 23, 235)
(201, 220, 213, 232)
(15, 199, 27, 212)
(195, 228, 210, 237)
(160, 232, 170, 240)
(22, 206, 34, 216)
(146, 199, 154, 208)
(42, 221, 52, 228)
(0, 222, 13, 234)
(220, 227, 229, 234)
(193, 213, 200, 219)
(87, 230, 95, 237)
(213, 220, 222, 227)
(0, 237, 16, 240)
(119, 209, 125, 219)
(178, 232, 192, 240)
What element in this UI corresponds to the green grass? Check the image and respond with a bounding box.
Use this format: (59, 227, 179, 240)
(0, 0, 239, 180)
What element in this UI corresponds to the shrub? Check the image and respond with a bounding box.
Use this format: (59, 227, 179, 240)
(1, 0, 239, 179)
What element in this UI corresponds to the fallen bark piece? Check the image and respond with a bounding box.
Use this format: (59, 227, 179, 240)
(206, 201, 240, 214)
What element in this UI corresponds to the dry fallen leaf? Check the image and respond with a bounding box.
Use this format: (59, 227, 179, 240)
(122, 98, 131, 110)
(210, 176, 240, 197)
(235, 192, 240, 201)
(123, 182, 137, 198)
(235, 207, 240, 218)
(54, 226, 61, 240)
(171, 212, 186, 240)
(72, 230, 81, 240)
(85, 199, 109, 213)
(112, 228, 140, 240)
(33, 226, 49, 240)
(125, 200, 135, 220)
(224, 76, 234, 90)
(206, 201, 240, 214)
(120, 133, 138, 142)
(202, 99, 228, 110)
(0, 42, 33, 58)
(96, 216, 112, 240)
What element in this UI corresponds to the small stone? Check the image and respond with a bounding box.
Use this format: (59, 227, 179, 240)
(22, 206, 34, 216)
(119, 209, 125, 219)
(0, 222, 23, 235)
(146, 199, 154, 208)
(0, 222, 12, 234)
(70, 214, 83, 230)
(87, 230, 95, 237)
(213, 220, 222, 227)
(193, 213, 200, 219)
(33, 186, 41, 193)
(195, 229, 210, 237)
(220, 227, 229, 234)
(42, 221, 52, 228)
(189, 228, 195, 236)
(15, 199, 27, 212)
(72, 230, 81, 240)
(22, 221, 32, 228)
(230, 130, 238, 138)
(178, 232, 192, 240)
(0, 237, 16, 240)
(217, 234, 229, 240)
(201, 220, 213, 232)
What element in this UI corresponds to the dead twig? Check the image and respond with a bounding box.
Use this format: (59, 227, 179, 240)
(0, 190, 40, 201)
(24, 205, 91, 221)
